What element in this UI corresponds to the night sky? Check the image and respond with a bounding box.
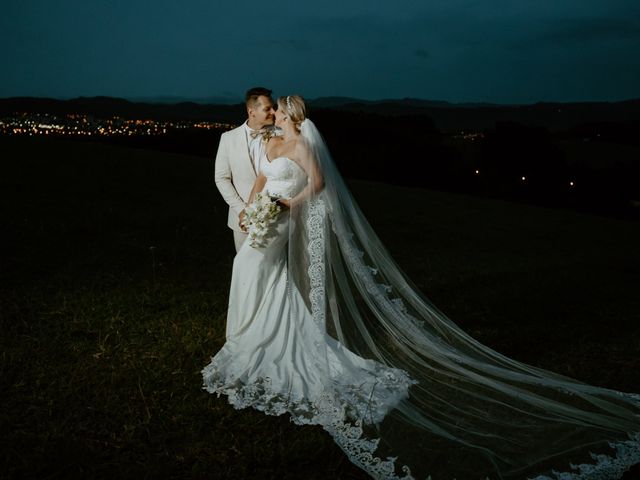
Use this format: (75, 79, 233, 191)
(2, 0, 639, 103)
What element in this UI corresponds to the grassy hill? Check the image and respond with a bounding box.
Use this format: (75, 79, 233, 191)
(1, 137, 639, 479)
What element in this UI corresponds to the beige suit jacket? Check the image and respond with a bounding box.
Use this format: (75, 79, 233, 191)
(214, 124, 258, 232)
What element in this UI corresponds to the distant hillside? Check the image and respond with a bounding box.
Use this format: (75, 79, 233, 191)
(310, 98, 640, 132)
(2, 96, 640, 132)
(127, 94, 242, 105)
(0, 96, 246, 123)
(308, 97, 488, 109)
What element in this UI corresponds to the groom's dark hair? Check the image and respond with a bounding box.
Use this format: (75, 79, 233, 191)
(245, 87, 273, 108)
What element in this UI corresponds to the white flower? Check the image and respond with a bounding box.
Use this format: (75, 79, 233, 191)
(242, 192, 282, 248)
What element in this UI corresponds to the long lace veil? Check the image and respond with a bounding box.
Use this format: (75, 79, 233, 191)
(285, 118, 640, 479)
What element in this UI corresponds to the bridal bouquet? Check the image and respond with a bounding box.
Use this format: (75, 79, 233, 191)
(242, 192, 282, 248)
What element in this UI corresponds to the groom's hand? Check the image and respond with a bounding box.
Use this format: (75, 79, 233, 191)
(239, 209, 247, 231)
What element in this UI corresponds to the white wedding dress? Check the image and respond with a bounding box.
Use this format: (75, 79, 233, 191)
(202, 154, 415, 430)
(204, 121, 640, 480)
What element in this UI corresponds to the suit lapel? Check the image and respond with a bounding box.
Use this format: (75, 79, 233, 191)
(233, 126, 256, 175)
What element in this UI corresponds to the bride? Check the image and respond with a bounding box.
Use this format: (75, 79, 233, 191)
(203, 95, 640, 479)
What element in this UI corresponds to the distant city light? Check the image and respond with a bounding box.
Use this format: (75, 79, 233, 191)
(0, 112, 236, 138)
(475, 169, 480, 175)
(521, 176, 526, 181)
(454, 131, 484, 141)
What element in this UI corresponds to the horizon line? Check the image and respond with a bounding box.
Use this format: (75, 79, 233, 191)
(1, 94, 640, 108)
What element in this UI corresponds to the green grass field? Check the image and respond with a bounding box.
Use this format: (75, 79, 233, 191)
(2, 137, 639, 479)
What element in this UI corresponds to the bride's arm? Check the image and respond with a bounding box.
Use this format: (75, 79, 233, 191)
(284, 142, 324, 208)
(239, 173, 267, 231)
(248, 137, 276, 205)
(248, 173, 267, 205)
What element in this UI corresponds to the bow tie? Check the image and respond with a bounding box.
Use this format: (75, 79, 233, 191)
(250, 126, 279, 140)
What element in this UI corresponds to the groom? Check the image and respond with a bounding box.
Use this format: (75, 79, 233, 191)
(214, 87, 276, 252)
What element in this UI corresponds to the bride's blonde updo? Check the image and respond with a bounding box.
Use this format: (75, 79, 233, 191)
(278, 95, 306, 131)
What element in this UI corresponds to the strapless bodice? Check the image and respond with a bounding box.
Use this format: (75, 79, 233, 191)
(261, 156, 307, 199)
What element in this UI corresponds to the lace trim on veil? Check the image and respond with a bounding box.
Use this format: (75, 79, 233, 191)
(531, 430, 640, 480)
(533, 393, 640, 480)
(306, 198, 326, 330)
(305, 197, 415, 479)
